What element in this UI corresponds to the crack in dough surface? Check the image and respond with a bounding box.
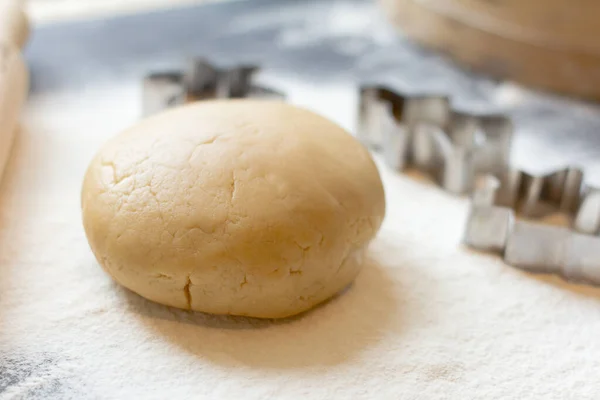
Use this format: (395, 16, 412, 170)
(81, 100, 385, 318)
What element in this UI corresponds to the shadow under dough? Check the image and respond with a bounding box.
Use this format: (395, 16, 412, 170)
(120, 256, 400, 369)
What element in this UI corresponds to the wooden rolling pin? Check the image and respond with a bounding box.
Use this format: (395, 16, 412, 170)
(0, 0, 29, 49)
(0, 45, 29, 182)
(0, 0, 29, 182)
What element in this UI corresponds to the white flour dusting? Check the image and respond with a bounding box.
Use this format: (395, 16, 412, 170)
(1, 80, 600, 399)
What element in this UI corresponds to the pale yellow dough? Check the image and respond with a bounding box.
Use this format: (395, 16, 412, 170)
(81, 100, 385, 318)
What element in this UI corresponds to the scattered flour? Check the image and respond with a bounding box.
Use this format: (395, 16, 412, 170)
(1, 79, 600, 399)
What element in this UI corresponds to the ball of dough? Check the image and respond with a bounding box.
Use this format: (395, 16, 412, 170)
(81, 100, 385, 318)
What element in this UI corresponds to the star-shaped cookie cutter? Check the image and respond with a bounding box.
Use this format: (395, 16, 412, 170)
(142, 59, 285, 117)
(357, 85, 513, 194)
(359, 85, 600, 285)
(463, 169, 600, 285)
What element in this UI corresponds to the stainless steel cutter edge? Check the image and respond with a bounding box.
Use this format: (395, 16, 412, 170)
(358, 85, 600, 285)
(465, 171, 600, 285)
(357, 85, 513, 195)
(142, 58, 285, 117)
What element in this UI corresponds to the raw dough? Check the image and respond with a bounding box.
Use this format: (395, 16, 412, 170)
(81, 100, 385, 318)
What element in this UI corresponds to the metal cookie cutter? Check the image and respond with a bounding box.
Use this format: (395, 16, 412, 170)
(357, 85, 513, 194)
(464, 168, 600, 285)
(142, 59, 285, 116)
